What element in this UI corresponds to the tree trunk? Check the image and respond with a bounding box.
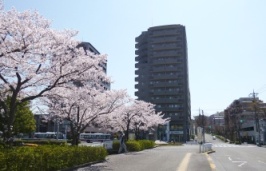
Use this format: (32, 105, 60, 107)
(69, 122, 80, 146)
(125, 122, 130, 141)
(135, 128, 140, 140)
(2, 125, 14, 147)
(71, 133, 79, 146)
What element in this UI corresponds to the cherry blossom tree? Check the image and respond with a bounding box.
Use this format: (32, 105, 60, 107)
(130, 110, 166, 140)
(105, 100, 169, 140)
(43, 86, 130, 145)
(0, 5, 108, 142)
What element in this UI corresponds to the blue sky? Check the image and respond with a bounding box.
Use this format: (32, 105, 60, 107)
(3, 0, 266, 117)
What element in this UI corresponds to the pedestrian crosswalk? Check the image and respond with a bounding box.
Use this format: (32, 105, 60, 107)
(184, 142, 257, 148)
(212, 144, 256, 148)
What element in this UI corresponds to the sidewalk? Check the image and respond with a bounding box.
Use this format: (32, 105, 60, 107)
(154, 140, 168, 145)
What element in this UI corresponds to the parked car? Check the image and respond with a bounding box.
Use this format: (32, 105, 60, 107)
(212, 136, 216, 140)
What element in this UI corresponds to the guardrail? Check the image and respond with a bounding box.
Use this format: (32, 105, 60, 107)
(201, 143, 213, 153)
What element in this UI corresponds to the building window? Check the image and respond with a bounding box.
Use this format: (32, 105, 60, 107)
(170, 124, 183, 131)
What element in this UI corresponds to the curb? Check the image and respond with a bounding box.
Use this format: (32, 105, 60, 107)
(58, 160, 106, 171)
(206, 150, 216, 154)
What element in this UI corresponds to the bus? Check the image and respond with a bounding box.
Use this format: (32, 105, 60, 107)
(79, 133, 113, 150)
(34, 132, 64, 139)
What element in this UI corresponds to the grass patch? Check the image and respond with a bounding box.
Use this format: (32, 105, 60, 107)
(156, 143, 183, 146)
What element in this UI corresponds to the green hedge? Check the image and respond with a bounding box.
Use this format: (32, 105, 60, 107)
(126, 141, 142, 151)
(19, 139, 68, 146)
(112, 140, 120, 152)
(112, 140, 155, 153)
(138, 140, 155, 150)
(235, 141, 241, 144)
(0, 145, 107, 171)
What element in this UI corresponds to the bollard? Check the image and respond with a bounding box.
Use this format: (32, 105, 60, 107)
(201, 143, 212, 153)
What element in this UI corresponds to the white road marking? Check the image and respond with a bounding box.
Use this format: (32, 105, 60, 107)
(213, 144, 255, 148)
(258, 160, 266, 165)
(228, 156, 247, 167)
(232, 161, 247, 167)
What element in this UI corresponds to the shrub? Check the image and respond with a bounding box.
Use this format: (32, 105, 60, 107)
(235, 141, 241, 144)
(112, 140, 155, 153)
(138, 140, 155, 150)
(126, 140, 142, 151)
(112, 140, 120, 152)
(19, 139, 68, 146)
(0, 145, 107, 171)
(23, 143, 38, 147)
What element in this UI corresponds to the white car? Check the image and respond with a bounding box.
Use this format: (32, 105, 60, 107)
(212, 136, 216, 140)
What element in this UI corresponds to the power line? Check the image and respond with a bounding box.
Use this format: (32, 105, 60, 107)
(257, 88, 266, 95)
(256, 84, 266, 93)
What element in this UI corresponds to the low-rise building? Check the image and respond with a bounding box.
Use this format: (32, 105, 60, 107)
(209, 112, 225, 135)
(224, 97, 266, 144)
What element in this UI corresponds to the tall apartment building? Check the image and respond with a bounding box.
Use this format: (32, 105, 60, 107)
(77, 42, 110, 90)
(135, 25, 191, 142)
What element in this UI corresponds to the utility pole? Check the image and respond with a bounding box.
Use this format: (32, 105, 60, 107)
(198, 108, 202, 153)
(202, 110, 205, 143)
(198, 109, 205, 143)
(250, 90, 261, 145)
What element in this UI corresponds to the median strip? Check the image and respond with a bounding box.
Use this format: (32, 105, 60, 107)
(176, 153, 191, 171)
(205, 153, 216, 171)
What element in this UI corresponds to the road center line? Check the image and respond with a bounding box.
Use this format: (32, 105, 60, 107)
(205, 153, 216, 171)
(176, 153, 191, 171)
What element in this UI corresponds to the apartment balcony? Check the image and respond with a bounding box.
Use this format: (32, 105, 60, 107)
(151, 58, 182, 65)
(135, 55, 141, 61)
(151, 37, 178, 43)
(156, 107, 184, 112)
(151, 44, 179, 51)
(135, 75, 147, 81)
(152, 99, 183, 104)
(152, 82, 181, 87)
(152, 67, 183, 72)
(149, 30, 179, 37)
(151, 75, 179, 80)
(152, 51, 179, 58)
(135, 69, 141, 75)
(135, 91, 149, 97)
(152, 90, 182, 95)
(135, 62, 148, 68)
(135, 41, 148, 47)
(136, 52, 148, 57)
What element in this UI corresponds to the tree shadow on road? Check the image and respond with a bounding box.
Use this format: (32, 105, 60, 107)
(76, 164, 111, 171)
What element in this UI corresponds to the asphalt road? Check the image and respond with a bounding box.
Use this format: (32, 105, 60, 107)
(76, 139, 211, 171)
(206, 134, 266, 171)
(75, 134, 266, 171)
